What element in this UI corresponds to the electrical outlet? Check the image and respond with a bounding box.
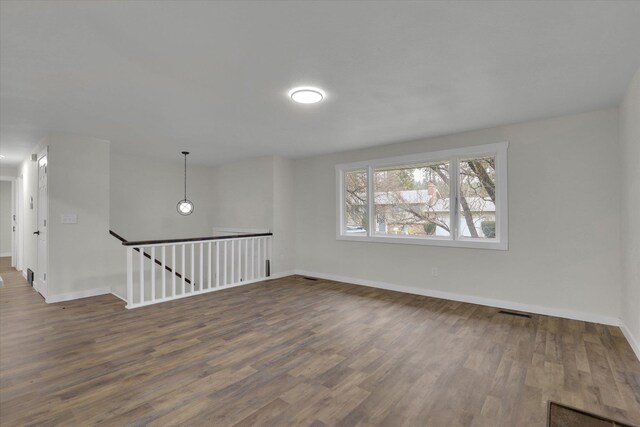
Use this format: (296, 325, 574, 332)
(431, 267, 439, 277)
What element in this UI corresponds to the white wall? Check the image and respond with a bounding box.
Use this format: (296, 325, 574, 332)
(0, 181, 12, 255)
(110, 153, 216, 242)
(10, 108, 627, 336)
(209, 156, 275, 231)
(46, 133, 114, 298)
(6, 110, 628, 336)
(110, 153, 294, 280)
(3, 105, 630, 358)
(12, 137, 117, 298)
(294, 109, 622, 324)
(619, 67, 640, 356)
(0, 165, 18, 177)
(273, 157, 296, 273)
(208, 155, 295, 274)
(110, 154, 279, 241)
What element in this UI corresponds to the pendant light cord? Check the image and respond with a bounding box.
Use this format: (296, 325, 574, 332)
(183, 152, 187, 200)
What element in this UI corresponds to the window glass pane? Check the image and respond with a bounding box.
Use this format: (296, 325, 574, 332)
(344, 170, 368, 234)
(373, 162, 450, 237)
(458, 156, 496, 238)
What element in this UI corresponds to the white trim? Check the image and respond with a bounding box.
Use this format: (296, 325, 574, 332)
(34, 148, 48, 298)
(336, 166, 345, 238)
(335, 143, 508, 171)
(11, 179, 16, 267)
(45, 287, 112, 303)
(111, 291, 127, 302)
(293, 269, 621, 327)
(267, 270, 296, 280)
(15, 175, 23, 271)
(335, 234, 505, 249)
(22, 270, 27, 280)
(336, 142, 508, 250)
(620, 323, 640, 362)
(0, 176, 16, 267)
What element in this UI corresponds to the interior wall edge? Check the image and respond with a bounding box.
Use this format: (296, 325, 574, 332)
(620, 322, 640, 362)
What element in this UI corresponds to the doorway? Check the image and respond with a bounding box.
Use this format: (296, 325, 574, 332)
(0, 179, 13, 261)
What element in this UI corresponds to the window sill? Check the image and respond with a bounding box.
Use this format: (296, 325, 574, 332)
(336, 234, 508, 250)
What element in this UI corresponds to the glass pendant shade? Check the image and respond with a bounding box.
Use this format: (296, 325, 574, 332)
(177, 199, 194, 216)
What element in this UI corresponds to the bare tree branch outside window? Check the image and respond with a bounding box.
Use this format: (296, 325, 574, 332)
(344, 170, 368, 233)
(344, 157, 497, 238)
(459, 157, 496, 238)
(373, 162, 450, 236)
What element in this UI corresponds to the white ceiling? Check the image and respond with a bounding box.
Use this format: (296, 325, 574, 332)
(1, 1, 640, 167)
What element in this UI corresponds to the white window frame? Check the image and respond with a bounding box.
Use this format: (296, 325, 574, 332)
(336, 142, 508, 250)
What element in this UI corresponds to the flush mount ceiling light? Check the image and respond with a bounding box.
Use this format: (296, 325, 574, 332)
(288, 87, 325, 104)
(176, 151, 194, 216)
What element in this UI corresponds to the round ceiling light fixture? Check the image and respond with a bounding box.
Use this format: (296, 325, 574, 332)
(288, 87, 325, 104)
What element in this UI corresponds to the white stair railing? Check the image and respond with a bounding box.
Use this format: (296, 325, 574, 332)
(123, 233, 272, 309)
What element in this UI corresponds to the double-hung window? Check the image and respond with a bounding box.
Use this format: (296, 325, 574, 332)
(337, 142, 508, 250)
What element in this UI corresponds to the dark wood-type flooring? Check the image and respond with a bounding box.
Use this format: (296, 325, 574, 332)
(1, 257, 639, 426)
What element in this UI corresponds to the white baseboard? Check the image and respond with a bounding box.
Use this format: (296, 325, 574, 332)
(46, 287, 112, 304)
(293, 270, 621, 327)
(111, 291, 127, 302)
(22, 270, 27, 280)
(620, 323, 640, 362)
(266, 270, 296, 281)
(0, 252, 11, 257)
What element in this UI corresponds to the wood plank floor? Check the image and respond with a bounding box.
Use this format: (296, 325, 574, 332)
(1, 257, 639, 426)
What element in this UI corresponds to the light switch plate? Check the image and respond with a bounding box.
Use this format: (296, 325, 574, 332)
(61, 214, 78, 224)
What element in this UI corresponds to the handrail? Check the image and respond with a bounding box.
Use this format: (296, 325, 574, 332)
(120, 232, 273, 247)
(109, 230, 195, 286)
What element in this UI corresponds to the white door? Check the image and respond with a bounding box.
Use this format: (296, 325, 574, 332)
(35, 155, 48, 298)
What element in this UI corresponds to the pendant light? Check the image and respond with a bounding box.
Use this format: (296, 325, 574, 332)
(177, 151, 194, 216)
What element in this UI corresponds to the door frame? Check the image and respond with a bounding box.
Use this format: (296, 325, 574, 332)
(15, 175, 23, 271)
(0, 176, 16, 264)
(35, 147, 49, 298)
